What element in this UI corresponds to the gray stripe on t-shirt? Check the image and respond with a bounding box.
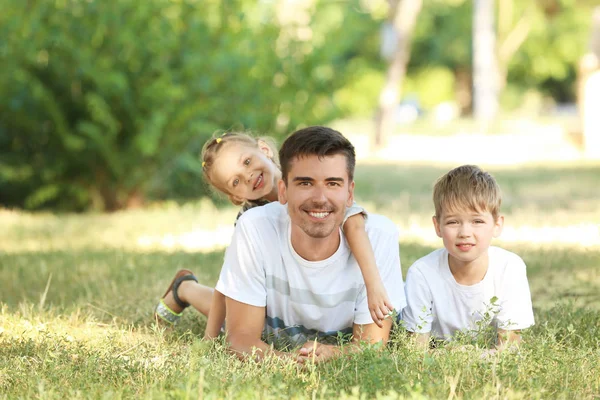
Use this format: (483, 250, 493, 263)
(263, 316, 353, 347)
(265, 274, 360, 308)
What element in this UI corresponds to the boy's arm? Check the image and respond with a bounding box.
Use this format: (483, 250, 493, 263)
(403, 265, 435, 341)
(343, 214, 393, 328)
(497, 328, 522, 349)
(410, 331, 432, 349)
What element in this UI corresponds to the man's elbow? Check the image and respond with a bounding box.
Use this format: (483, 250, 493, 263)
(225, 332, 263, 360)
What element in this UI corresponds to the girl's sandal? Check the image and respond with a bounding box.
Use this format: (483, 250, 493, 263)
(154, 269, 198, 325)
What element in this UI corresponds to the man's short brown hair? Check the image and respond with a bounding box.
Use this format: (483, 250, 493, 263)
(279, 126, 356, 184)
(433, 165, 502, 220)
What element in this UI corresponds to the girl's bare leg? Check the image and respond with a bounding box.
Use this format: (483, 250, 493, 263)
(163, 280, 213, 317)
(204, 290, 227, 339)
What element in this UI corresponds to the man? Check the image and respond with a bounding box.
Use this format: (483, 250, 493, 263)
(215, 126, 406, 363)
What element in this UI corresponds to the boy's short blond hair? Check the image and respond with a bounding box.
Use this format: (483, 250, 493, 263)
(433, 165, 502, 220)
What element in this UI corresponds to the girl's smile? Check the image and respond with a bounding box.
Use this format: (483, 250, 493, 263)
(209, 142, 281, 203)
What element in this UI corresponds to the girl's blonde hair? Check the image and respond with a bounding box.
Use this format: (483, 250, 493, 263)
(201, 131, 279, 206)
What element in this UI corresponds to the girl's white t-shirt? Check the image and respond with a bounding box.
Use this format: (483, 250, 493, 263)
(215, 202, 406, 347)
(403, 246, 535, 339)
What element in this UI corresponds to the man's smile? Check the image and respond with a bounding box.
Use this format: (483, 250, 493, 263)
(306, 211, 331, 219)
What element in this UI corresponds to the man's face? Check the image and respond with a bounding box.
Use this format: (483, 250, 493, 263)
(278, 154, 354, 241)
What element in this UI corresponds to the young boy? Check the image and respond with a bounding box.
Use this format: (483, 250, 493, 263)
(403, 165, 534, 348)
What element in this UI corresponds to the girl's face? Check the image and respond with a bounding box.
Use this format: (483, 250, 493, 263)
(209, 141, 280, 203)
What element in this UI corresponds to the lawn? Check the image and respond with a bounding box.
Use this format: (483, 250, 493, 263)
(1, 162, 600, 399)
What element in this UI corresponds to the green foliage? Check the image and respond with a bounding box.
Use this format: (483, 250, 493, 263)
(404, 67, 456, 109)
(0, 0, 373, 211)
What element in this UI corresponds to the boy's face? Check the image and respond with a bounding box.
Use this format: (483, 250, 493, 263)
(432, 207, 504, 268)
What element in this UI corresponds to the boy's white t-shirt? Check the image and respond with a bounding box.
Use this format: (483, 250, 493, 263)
(403, 246, 534, 339)
(215, 202, 406, 347)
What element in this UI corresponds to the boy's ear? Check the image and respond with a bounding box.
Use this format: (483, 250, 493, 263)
(493, 215, 504, 238)
(432, 215, 442, 238)
(278, 179, 287, 205)
(257, 139, 274, 159)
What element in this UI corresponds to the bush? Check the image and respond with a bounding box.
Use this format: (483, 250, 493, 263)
(0, 0, 371, 211)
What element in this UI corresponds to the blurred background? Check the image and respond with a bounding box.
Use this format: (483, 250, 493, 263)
(1, 0, 599, 213)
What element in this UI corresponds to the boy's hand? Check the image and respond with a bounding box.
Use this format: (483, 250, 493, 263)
(367, 284, 395, 328)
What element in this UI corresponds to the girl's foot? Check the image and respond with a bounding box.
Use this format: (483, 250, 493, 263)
(154, 269, 198, 325)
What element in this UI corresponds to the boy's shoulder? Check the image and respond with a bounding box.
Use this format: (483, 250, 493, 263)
(488, 246, 525, 264)
(488, 246, 527, 271)
(408, 248, 447, 274)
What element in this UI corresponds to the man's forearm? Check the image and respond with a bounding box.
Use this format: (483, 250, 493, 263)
(227, 335, 294, 362)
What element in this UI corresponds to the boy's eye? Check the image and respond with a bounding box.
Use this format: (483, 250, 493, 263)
(446, 220, 458, 225)
(233, 178, 239, 187)
(244, 158, 250, 166)
(474, 220, 485, 224)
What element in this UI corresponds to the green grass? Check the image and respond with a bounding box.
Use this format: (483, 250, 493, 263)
(1, 163, 600, 399)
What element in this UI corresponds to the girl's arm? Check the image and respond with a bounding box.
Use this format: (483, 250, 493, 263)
(343, 214, 394, 328)
(204, 290, 227, 339)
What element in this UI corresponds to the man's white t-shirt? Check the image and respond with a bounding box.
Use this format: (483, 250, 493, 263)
(402, 246, 534, 340)
(215, 202, 406, 347)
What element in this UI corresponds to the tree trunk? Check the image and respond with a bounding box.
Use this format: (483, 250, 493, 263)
(473, 0, 499, 123)
(374, 0, 423, 148)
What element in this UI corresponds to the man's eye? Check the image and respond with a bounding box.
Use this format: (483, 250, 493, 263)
(233, 179, 239, 187)
(327, 182, 340, 187)
(244, 158, 250, 166)
(299, 181, 311, 186)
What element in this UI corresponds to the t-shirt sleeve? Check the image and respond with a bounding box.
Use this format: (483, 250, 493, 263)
(215, 216, 267, 307)
(495, 255, 535, 330)
(402, 264, 434, 333)
(353, 217, 406, 325)
(342, 202, 367, 230)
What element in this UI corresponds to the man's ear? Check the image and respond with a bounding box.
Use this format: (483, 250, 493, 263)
(493, 215, 504, 238)
(432, 216, 442, 238)
(346, 180, 355, 207)
(257, 139, 274, 159)
(278, 179, 287, 205)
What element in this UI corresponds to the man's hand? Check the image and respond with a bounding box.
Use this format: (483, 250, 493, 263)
(296, 342, 341, 364)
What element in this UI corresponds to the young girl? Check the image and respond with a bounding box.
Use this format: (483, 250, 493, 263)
(155, 132, 393, 337)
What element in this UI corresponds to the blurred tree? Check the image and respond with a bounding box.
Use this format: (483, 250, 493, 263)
(374, 0, 423, 147)
(409, 0, 595, 113)
(0, 0, 370, 211)
(473, 0, 499, 122)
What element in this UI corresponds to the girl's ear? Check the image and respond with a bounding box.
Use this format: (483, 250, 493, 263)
(228, 194, 245, 206)
(257, 139, 274, 159)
